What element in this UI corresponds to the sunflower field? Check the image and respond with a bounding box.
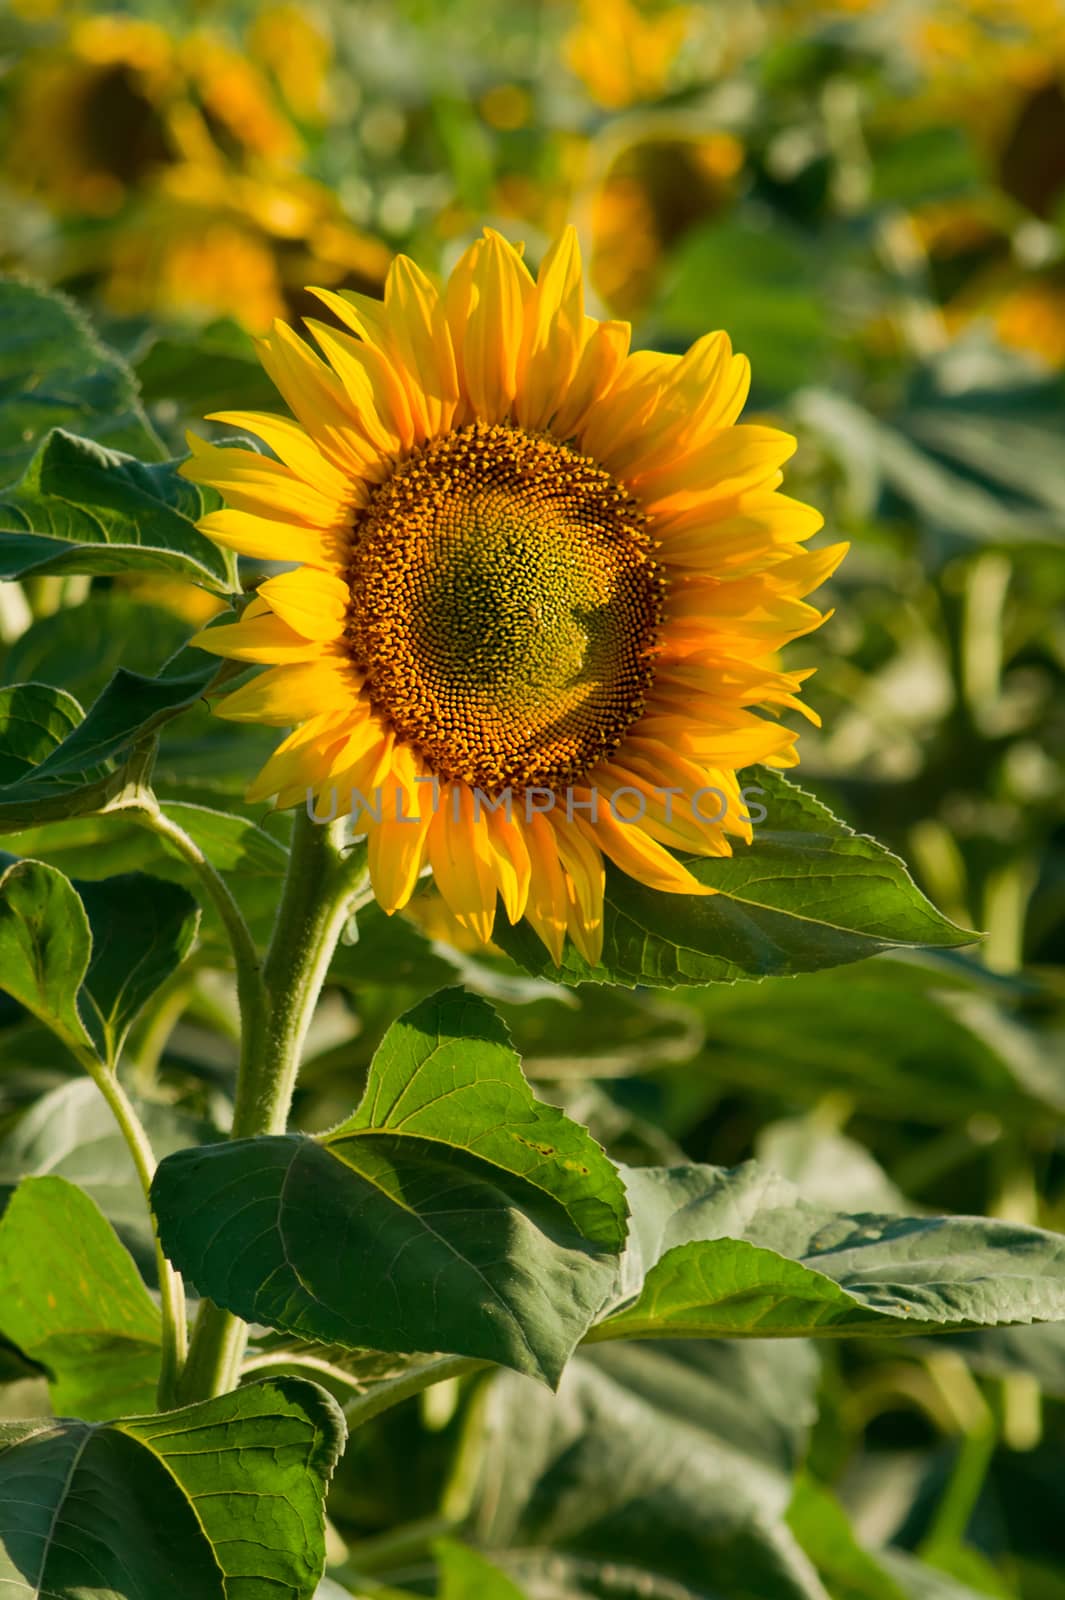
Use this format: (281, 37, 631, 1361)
(1, 1, 1065, 1596)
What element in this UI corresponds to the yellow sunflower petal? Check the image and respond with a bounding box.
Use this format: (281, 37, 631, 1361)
(636, 425, 798, 515)
(427, 784, 499, 944)
(384, 256, 461, 440)
(256, 566, 349, 642)
(578, 349, 678, 465)
(516, 225, 584, 431)
(196, 508, 350, 570)
(598, 332, 751, 481)
(246, 712, 355, 803)
(305, 318, 413, 455)
(206, 410, 353, 501)
(552, 317, 631, 440)
(446, 230, 534, 423)
(522, 810, 569, 965)
(578, 802, 713, 896)
(482, 804, 533, 924)
(214, 659, 356, 723)
(366, 744, 434, 912)
(190, 612, 324, 663)
(181, 433, 344, 526)
(550, 813, 605, 967)
(256, 319, 384, 480)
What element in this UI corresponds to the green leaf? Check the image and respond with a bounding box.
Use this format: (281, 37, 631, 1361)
(467, 1341, 824, 1600)
(0, 428, 235, 590)
(77, 872, 200, 1065)
(787, 1476, 910, 1600)
(0, 1376, 346, 1599)
(755, 1115, 907, 1213)
(870, 124, 982, 206)
(24, 662, 219, 783)
(0, 1176, 161, 1419)
(0, 858, 199, 1065)
(153, 988, 627, 1384)
(0, 279, 162, 484)
(437, 1541, 528, 1600)
(158, 801, 289, 876)
(0, 681, 125, 829)
(657, 220, 833, 396)
(135, 318, 281, 423)
(494, 773, 974, 987)
(0, 1077, 217, 1275)
(683, 960, 1065, 1124)
(339, 988, 627, 1249)
(593, 1163, 1065, 1342)
(796, 385, 1065, 548)
(0, 681, 87, 787)
(880, 1551, 1000, 1600)
(0, 660, 219, 833)
(0, 857, 92, 1049)
(2, 592, 198, 708)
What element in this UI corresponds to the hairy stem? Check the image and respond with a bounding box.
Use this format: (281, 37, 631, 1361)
(131, 799, 267, 1073)
(74, 1047, 187, 1409)
(235, 812, 366, 1139)
(178, 812, 369, 1401)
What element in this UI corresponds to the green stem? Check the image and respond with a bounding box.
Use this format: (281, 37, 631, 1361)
(332, 1516, 459, 1582)
(234, 812, 365, 1139)
(921, 1350, 997, 1555)
(73, 1046, 187, 1408)
(240, 1352, 370, 1393)
(131, 799, 267, 1071)
(178, 812, 369, 1402)
(342, 1356, 488, 1431)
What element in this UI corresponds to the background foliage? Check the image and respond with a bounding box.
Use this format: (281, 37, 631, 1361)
(1, 1, 1064, 1597)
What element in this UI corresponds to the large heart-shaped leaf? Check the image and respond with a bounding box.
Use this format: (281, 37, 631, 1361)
(467, 1340, 825, 1600)
(0, 279, 161, 484)
(153, 989, 628, 1384)
(592, 1163, 1065, 1342)
(494, 773, 974, 987)
(0, 1176, 161, 1419)
(0, 1377, 345, 1599)
(0, 429, 234, 590)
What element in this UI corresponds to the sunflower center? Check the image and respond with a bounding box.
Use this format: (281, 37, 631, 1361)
(345, 421, 665, 794)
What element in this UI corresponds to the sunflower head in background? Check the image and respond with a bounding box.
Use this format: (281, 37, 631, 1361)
(589, 132, 745, 317)
(564, 0, 693, 111)
(184, 228, 844, 965)
(3, 12, 387, 331)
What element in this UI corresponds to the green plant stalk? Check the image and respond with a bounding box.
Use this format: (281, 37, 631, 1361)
(922, 1350, 997, 1554)
(72, 1044, 187, 1409)
(131, 797, 268, 1073)
(341, 1356, 488, 1430)
(178, 811, 370, 1402)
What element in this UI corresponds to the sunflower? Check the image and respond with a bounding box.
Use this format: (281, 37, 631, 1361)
(183, 228, 844, 965)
